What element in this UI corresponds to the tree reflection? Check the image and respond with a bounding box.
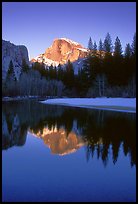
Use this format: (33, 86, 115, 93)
(80, 111, 136, 167)
(2, 111, 27, 150)
(2, 100, 136, 166)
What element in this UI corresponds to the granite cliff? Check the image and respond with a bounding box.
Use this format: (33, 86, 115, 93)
(2, 40, 29, 79)
(31, 38, 88, 67)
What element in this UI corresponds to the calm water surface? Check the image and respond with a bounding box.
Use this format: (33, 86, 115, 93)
(2, 100, 136, 202)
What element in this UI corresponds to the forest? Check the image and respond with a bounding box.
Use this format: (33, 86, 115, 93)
(2, 32, 136, 98)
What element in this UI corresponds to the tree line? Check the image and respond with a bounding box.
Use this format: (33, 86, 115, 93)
(82, 32, 136, 97)
(2, 32, 136, 98)
(2, 59, 65, 97)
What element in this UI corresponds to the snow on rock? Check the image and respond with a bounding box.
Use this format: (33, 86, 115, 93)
(30, 38, 88, 68)
(77, 48, 88, 52)
(72, 58, 86, 75)
(41, 98, 136, 113)
(33, 54, 59, 67)
(60, 38, 80, 46)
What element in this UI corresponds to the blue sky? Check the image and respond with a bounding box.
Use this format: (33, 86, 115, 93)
(2, 2, 136, 60)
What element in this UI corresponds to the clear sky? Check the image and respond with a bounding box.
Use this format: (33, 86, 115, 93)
(2, 2, 136, 60)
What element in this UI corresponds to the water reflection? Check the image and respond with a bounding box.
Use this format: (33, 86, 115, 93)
(2, 112, 27, 150)
(2, 100, 136, 166)
(31, 125, 84, 155)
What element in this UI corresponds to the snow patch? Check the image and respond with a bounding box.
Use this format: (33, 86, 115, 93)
(33, 55, 59, 67)
(60, 38, 80, 46)
(41, 98, 136, 113)
(77, 48, 88, 52)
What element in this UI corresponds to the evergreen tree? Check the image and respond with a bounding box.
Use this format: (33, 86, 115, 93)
(98, 39, 104, 58)
(53, 66, 57, 79)
(114, 36, 123, 57)
(131, 33, 136, 84)
(99, 39, 103, 51)
(93, 41, 97, 51)
(32, 61, 46, 78)
(111, 37, 124, 86)
(44, 66, 49, 79)
(49, 65, 54, 79)
(92, 74, 107, 97)
(21, 58, 29, 73)
(40, 62, 46, 78)
(64, 60, 74, 89)
(57, 64, 64, 81)
(88, 37, 93, 50)
(124, 43, 132, 58)
(82, 57, 90, 80)
(80, 53, 103, 95)
(6, 60, 16, 81)
(78, 67, 89, 96)
(93, 41, 97, 54)
(121, 43, 133, 85)
(131, 32, 136, 57)
(103, 32, 113, 53)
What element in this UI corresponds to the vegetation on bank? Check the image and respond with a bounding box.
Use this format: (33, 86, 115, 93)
(2, 32, 136, 98)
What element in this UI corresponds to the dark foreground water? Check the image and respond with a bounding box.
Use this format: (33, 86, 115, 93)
(2, 100, 136, 202)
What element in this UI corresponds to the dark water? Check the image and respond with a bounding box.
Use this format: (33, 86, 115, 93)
(2, 100, 136, 202)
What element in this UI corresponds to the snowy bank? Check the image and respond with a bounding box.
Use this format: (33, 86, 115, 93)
(40, 98, 136, 113)
(2, 96, 43, 101)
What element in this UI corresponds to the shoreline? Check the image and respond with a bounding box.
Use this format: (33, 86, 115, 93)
(2, 96, 47, 102)
(40, 98, 136, 113)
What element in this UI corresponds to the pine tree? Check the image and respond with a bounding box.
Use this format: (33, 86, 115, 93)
(99, 39, 103, 51)
(114, 36, 122, 57)
(125, 43, 132, 58)
(53, 66, 57, 79)
(22, 58, 29, 73)
(93, 41, 97, 54)
(49, 65, 54, 79)
(78, 67, 89, 96)
(122, 43, 133, 86)
(93, 41, 97, 50)
(6, 60, 16, 81)
(57, 64, 64, 81)
(98, 39, 104, 58)
(64, 60, 74, 89)
(131, 32, 136, 57)
(131, 33, 136, 88)
(78, 57, 92, 95)
(111, 37, 124, 86)
(88, 37, 93, 50)
(103, 32, 113, 53)
(93, 74, 107, 97)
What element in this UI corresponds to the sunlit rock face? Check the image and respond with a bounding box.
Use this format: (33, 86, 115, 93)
(2, 40, 29, 79)
(44, 38, 88, 64)
(31, 38, 88, 66)
(31, 126, 85, 155)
